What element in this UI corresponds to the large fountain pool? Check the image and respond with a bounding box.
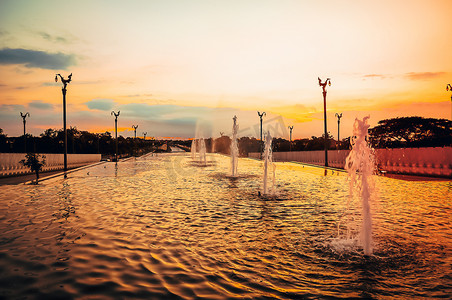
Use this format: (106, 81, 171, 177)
(0, 153, 451, 299)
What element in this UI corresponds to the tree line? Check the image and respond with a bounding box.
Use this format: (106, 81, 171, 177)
(212, 134, 349, 157)
(368, 117, 451, 148)
(210, 116, 451, 156)
(0, 127, 165, 158)
(1, 116, 450, 156)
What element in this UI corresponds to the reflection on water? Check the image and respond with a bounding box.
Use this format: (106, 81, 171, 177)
(0, 153, 451, 299)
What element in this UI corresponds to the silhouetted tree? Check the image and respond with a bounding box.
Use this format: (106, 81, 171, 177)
(214, 136, 231, 154)
(238, 137, 260, 157)
(290, 133, 334, 151)
(19, 153, 46, 184)
(0, 128, 8, 152)
(268, 132, 348, 152)
(337, 137, 351, 150)
(273, 138, 291, 152)
(368, 117, 452, 148)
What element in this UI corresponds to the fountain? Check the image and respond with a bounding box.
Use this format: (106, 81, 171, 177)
(191, 119, 213, 164)
(191, 139, 197, 159)
(190, 137, 208, 166)
(199, 138, 207, 166)
(262, 130, 275, 195)
(343, 116, 375, 255)
(230, 116, 239, 177)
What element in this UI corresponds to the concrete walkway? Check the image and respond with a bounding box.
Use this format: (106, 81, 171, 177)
(0, 161, 106, 185)
(0, 170, 65, 185)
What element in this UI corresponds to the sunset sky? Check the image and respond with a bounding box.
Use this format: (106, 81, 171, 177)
(1, 0, 451, 140)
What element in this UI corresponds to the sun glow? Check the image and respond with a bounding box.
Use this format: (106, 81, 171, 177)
(0, 1, 451, 138)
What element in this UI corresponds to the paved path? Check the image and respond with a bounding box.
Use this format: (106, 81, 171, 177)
(0, 170, 65, 185)
(0, 162, 106, 185)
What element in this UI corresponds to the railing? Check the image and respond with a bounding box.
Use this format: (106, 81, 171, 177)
(375, 147, 452, 177)
(248, 147, 452, 177)
(0, 153, 101, 177)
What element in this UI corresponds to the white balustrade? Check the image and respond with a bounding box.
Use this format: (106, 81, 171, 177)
(249, 147, 452, 177)
(0, 153, 101, 177)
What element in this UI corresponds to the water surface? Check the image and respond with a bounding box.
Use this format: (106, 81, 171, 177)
(0, 153, 451, 299)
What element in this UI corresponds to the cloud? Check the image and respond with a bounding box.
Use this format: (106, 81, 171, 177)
(125, 93, 153, 98)
(120, 103, 192, 118)
(85, 99, 115, 111)
(0, 48, 76, 70)
(363, 74, 387, 79)
(38, 32, 69, 44)
(118, 104, 231, 121)
(28, 100, 53, 110)
(405, 72, 446, 80)
(0, 104, 26, 112)
(41, 82, 60, 87)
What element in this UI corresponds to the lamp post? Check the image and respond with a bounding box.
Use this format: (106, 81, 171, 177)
(257, 111, 266, 158)
(143, 132, 147, 140)
(447, 84, 452, 120)
(111, 111, 120, 161)
(447, 84, 452, 147)
(55, 73, 72, 173)
(132, 125, 138, 139)
(20, 112, 30, 153)
(318, 77, 331, 167)
(335, 113, 343, 142)
(288, 125, 293, 151)
(131, 125, 138, 156)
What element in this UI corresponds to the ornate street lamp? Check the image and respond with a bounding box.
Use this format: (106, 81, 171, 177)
(447, 84, 452, 146)
(257, 111, 266, 158)
(131, 125, 138, 156)
(335, 113, 343, 141)
(20, 112, 30, 153)
(55, 73, 72, 173)
(318, 77, 331, 167)
(132, 125, 138, 139)
(447, 84, 452, 120)
(288, 125, 293, 151)
(111, 111, 120, 161)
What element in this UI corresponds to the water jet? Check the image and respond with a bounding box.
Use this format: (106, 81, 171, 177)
(343, 116, 375, 255)
(230, 116, 239, 177)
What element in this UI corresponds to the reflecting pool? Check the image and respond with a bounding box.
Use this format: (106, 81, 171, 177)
(0, 153, 451, 299)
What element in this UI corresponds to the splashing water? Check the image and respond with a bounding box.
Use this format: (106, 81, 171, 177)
(231, 116, 239, 177)
(199, 138, 207, 165)
(191, 139, 197, 159)
(342, 116, 376, 255)
(191, 138, 206, 165)
(262, 131, 275, 195)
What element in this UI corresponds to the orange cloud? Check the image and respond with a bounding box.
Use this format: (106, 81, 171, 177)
(362, 74, 388, 80)
(405, 72, 447, 81)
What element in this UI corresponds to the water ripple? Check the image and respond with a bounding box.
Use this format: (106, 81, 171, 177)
(0, 154, 451, 299)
